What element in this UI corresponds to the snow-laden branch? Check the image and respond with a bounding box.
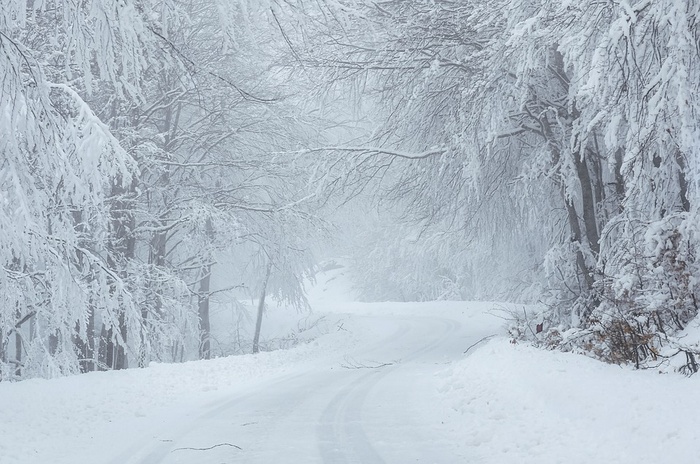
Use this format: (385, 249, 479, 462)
(297, 146, 447, 160)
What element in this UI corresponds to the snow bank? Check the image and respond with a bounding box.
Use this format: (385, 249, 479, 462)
(440, 338, 700, 464)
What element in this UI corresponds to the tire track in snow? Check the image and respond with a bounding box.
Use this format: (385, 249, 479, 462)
(317, 316, 461, 463)
(110, 314, 465, 464)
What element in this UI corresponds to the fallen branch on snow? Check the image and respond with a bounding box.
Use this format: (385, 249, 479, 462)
(172, 443, 242, 452)
(464, 334, 498, 354)
(340, 356, 397, 369)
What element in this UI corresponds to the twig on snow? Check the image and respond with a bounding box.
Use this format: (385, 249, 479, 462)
(464, 334, 498, 354)
(172, 443, 242, 452)
(340, 356, 396, 369)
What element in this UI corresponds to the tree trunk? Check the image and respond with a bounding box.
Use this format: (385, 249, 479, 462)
(198, 265, 212, 360)
(71, 210, 96, 373)
(675, 148, 691, 213)
(614, 148, 626, 212)
(590, 139, 606, 208)
(252, 261, 273, 354)
(574, 152, 600, 255)
(140, 227, 168, 367)
(562, 192, 594, 291)
(99, 178, 136, 370)
(14, 329, 21, 378)
(0, 328, 5, 376)
(49, 332, 59, 356)
(75, 308, 95, 373)
(198, 217, 215, 360)
(539, 111, 596, 300)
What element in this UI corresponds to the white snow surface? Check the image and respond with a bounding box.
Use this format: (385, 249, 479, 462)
(1, 266, 698, 463)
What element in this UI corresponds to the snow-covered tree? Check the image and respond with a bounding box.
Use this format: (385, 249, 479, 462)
(284, 0, 700, 370)
(1, 0, 333, 380)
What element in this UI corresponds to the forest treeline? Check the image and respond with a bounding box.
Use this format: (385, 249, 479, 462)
(1, 0, 699, 380)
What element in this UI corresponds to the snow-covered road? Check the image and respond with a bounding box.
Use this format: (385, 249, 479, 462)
(110, 313, 484, 464)
(4, 262, 699, 464)
(3, 299, 700, 464)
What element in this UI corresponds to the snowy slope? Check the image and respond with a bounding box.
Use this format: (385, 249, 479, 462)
(441, 339, 700, 463)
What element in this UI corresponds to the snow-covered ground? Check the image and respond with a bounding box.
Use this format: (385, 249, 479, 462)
(1, 264, 698, 463)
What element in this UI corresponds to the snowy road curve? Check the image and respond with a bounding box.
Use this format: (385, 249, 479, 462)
(112, 314, 481, 464)
(5, 300, 698, 464)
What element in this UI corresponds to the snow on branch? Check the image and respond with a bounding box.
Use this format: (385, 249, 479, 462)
(48, 82, 137, 187)
(298, 146, 447, 160)
(301, 146, 447, 159)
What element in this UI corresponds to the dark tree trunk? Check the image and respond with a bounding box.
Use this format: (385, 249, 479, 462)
(198, 265, 212, 360)
(544, 49, 597, 296)
(675, 148, 691, 213)
(14, 330, 21, 377)
(140, 228, 168, 367)
(71, 210, 96, 372)
(563, 193, 595, 292)
(252, 261, 273, 354)
(49, 332, 59, 356)
(574, 152, 600, 255)
(537, 111, 596, 304)
(75, 308, 96, 373)
(197, 218, 215, 360)
(614, 148, 626, 211)
(0, 328, 5, 373)
(99, 309, 127, 370)
(99, 178, 136, 370)
(590, 140, 606, 208)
